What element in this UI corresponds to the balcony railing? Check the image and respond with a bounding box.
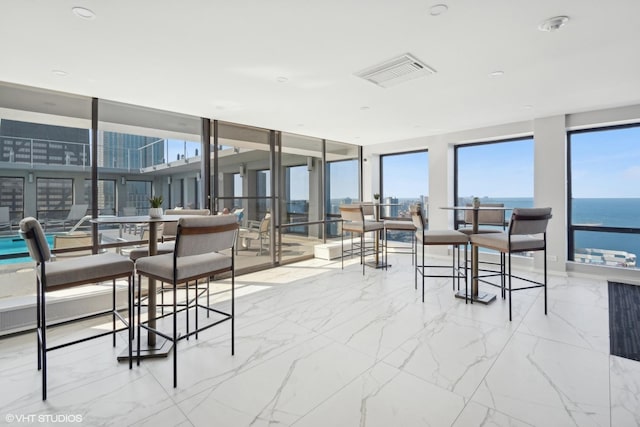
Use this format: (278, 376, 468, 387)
(0, 135, 200, 171)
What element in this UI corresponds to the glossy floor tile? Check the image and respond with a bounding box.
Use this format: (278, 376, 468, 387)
(0, 253, 637, 426)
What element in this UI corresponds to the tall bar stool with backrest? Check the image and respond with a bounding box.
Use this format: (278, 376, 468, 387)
(19, 217, 135, 400)
(160, 208, 210, 242)
(457, 203, 508, 275)
(383, 219, 417, 266)
(134, 215, 238, 388)
(339, 204, 384, 274)
(470, 207, 552, 321)
(410, 205, 469, 303)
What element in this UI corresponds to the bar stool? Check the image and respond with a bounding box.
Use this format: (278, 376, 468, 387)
(19, 217, 135, 400)
(410, 206, 469, 303)
(383, 219, 417, 266)
(471, 207, 552, 321)
(457, 203, 507, 273)
(134, 215, 238, 388)
(339, 204, 384, 274)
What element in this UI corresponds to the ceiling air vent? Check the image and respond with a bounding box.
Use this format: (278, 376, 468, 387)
(355, 53, 436, 88)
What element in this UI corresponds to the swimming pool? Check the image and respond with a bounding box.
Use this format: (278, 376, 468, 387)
(0, 235, 54, 264)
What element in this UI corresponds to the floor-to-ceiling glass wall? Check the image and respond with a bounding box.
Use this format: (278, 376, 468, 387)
(0, 83, 92, 308)
(325, 140, 360, 239)
(97, 100, 202, 243)
(215, 121, 273, 270)
(0, 81, 364, 327)
(279, 133, 324, 263)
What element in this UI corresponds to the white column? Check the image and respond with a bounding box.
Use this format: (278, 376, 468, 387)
(533, 115, 567, 272)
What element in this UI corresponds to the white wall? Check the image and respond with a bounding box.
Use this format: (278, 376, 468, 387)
(363, 103, 640, 273)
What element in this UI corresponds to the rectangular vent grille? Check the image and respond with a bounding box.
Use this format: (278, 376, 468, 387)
(355, 53, 436, 88)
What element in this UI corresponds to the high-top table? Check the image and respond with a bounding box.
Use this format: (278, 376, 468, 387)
(440, 206, 510, 304)
(363, 202, 398, 269)
(92, 214, 197, 359)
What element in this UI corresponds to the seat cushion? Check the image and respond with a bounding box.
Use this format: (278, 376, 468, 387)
(458, 228, 502, 235)
(129, 242, 175, 261)
(416, 230, 468, 245)
(135, 252, 232, 283)
(471, 232, 545, 252)
(343, 220, 384, 233)
(43, 253, 134, 290)
(384, 220, 417, 231)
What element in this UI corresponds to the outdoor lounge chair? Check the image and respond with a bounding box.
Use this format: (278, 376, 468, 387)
(44, 204, 88, 231)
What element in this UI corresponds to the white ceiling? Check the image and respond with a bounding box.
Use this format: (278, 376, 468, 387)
(1, 0, 640, 145)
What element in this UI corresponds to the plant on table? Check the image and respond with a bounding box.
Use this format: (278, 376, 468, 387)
(148, 195, 164, 218)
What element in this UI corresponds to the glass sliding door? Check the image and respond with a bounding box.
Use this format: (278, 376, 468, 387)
(279, 133, 323, 263)
(325, 140, 360, 239)
(215, 121, 273, 270)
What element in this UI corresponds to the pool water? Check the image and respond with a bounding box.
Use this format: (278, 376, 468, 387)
(0, 235, 54, 264)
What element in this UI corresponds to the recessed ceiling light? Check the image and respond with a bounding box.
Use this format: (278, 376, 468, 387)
(297, 123, 304, 127)
(523, 104, 533, 109)
(489, 70, 504, 78)
(72, 6, 96, 20)
(215, 105, 225, 110)
(429, 4, 448, 16)
(52, 69, 68, 76)
(360, 106, 370, 111)
(276, 76, 288, 83)
(538, 16, 569, 32)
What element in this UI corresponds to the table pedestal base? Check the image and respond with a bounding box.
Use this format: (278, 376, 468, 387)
(117, 336, 172, 361)
(454, 290, 496, 304)
(365, 260, 391, 269)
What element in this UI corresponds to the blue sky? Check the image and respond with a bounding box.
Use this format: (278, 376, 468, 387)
(457, 139, 534, 198)
(382, 151, 429, 199)
(166, 139, 200, 162)
(571, 127, 640, 198)
(328, 160, 359, 200)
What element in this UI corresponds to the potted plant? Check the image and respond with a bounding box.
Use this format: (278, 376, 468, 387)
(148, 195, 164, 218)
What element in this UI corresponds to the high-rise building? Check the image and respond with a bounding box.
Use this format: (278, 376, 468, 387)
(0, 119, 90, 166)
(383, 196, 399, 217)
(100, 132, 164, 169)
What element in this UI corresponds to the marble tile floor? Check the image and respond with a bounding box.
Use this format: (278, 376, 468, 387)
(1, 253, 640, 426)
